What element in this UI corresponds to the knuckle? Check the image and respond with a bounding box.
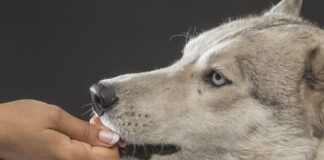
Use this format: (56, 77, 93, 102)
(82, 122, 92, 143)
(88, 124, 102, 144)
(48, 105, 64, 122)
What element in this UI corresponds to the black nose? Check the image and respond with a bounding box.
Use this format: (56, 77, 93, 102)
(90, 83, 119, 116)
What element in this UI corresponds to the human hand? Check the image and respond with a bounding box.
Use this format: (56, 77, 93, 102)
(0, 99, 120, 160)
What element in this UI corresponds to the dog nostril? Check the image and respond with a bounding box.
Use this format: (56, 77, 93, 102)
(93, 94, 101, 106)
(90, 83, 119, 115)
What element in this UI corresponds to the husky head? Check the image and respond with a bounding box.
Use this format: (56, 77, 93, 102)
(91, 0, 324, 159)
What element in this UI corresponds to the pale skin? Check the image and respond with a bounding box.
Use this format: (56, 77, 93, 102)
(0, 99, 120, 160)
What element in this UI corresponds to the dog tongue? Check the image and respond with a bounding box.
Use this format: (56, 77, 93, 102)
(118, 140, 127, 148)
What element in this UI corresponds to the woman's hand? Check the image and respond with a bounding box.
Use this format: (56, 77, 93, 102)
(0, 99, 120, 160)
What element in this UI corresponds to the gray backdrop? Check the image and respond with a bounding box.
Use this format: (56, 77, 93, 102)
(0, 0, 323, 120)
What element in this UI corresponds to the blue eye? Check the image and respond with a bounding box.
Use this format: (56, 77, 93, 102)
(211, 71, 227, 86)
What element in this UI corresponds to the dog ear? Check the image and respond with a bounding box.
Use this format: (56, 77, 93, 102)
(266, 0, 303, 16)
(304, 46, 324, 91)
(303, 44, 324, 137)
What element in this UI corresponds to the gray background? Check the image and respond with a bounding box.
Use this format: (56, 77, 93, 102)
(0, 0, 323, 120)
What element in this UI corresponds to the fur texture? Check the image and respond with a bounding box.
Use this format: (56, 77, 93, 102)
(93, 0, 324, 159)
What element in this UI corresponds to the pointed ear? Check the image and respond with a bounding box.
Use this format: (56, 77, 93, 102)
(303, 44, 324, 137)
(266, 0, 303, 16)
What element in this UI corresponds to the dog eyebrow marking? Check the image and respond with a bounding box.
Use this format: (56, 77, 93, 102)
(186, 18, 312, 70)
(195, 39, 234, 69)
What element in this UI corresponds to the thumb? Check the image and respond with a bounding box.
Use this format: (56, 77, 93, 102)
(51, 109, 119, 147)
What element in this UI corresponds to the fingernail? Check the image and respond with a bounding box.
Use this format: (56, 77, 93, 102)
(89, 118, 95, 124)
(99, 130, 120, 145)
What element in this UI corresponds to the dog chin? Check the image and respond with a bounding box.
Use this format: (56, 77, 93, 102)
(99, 113, 181, 159)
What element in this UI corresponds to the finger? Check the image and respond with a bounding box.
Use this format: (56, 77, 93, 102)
(69, 139, 120, 160)
(52, 110, 119, 147)
(44, 129, 120, 160)
(89, 116, 103, 126)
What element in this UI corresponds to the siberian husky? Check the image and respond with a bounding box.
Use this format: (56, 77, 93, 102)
(90, 0, 324, 159)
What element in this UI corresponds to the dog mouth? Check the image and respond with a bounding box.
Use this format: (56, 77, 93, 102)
(98, 115, 181, 159)
(118, 140, 181, 160)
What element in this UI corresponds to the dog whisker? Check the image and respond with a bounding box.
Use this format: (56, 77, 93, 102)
(169, 26, 196, 42)
(185, 26, 191, 43)
(80, 102, 92, 109)
(81, 108, 93, 117)
(168, 33, 190, 42)
(89, 111, 95, 117)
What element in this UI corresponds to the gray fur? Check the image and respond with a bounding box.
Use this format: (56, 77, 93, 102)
(94, 0, 324, 159)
